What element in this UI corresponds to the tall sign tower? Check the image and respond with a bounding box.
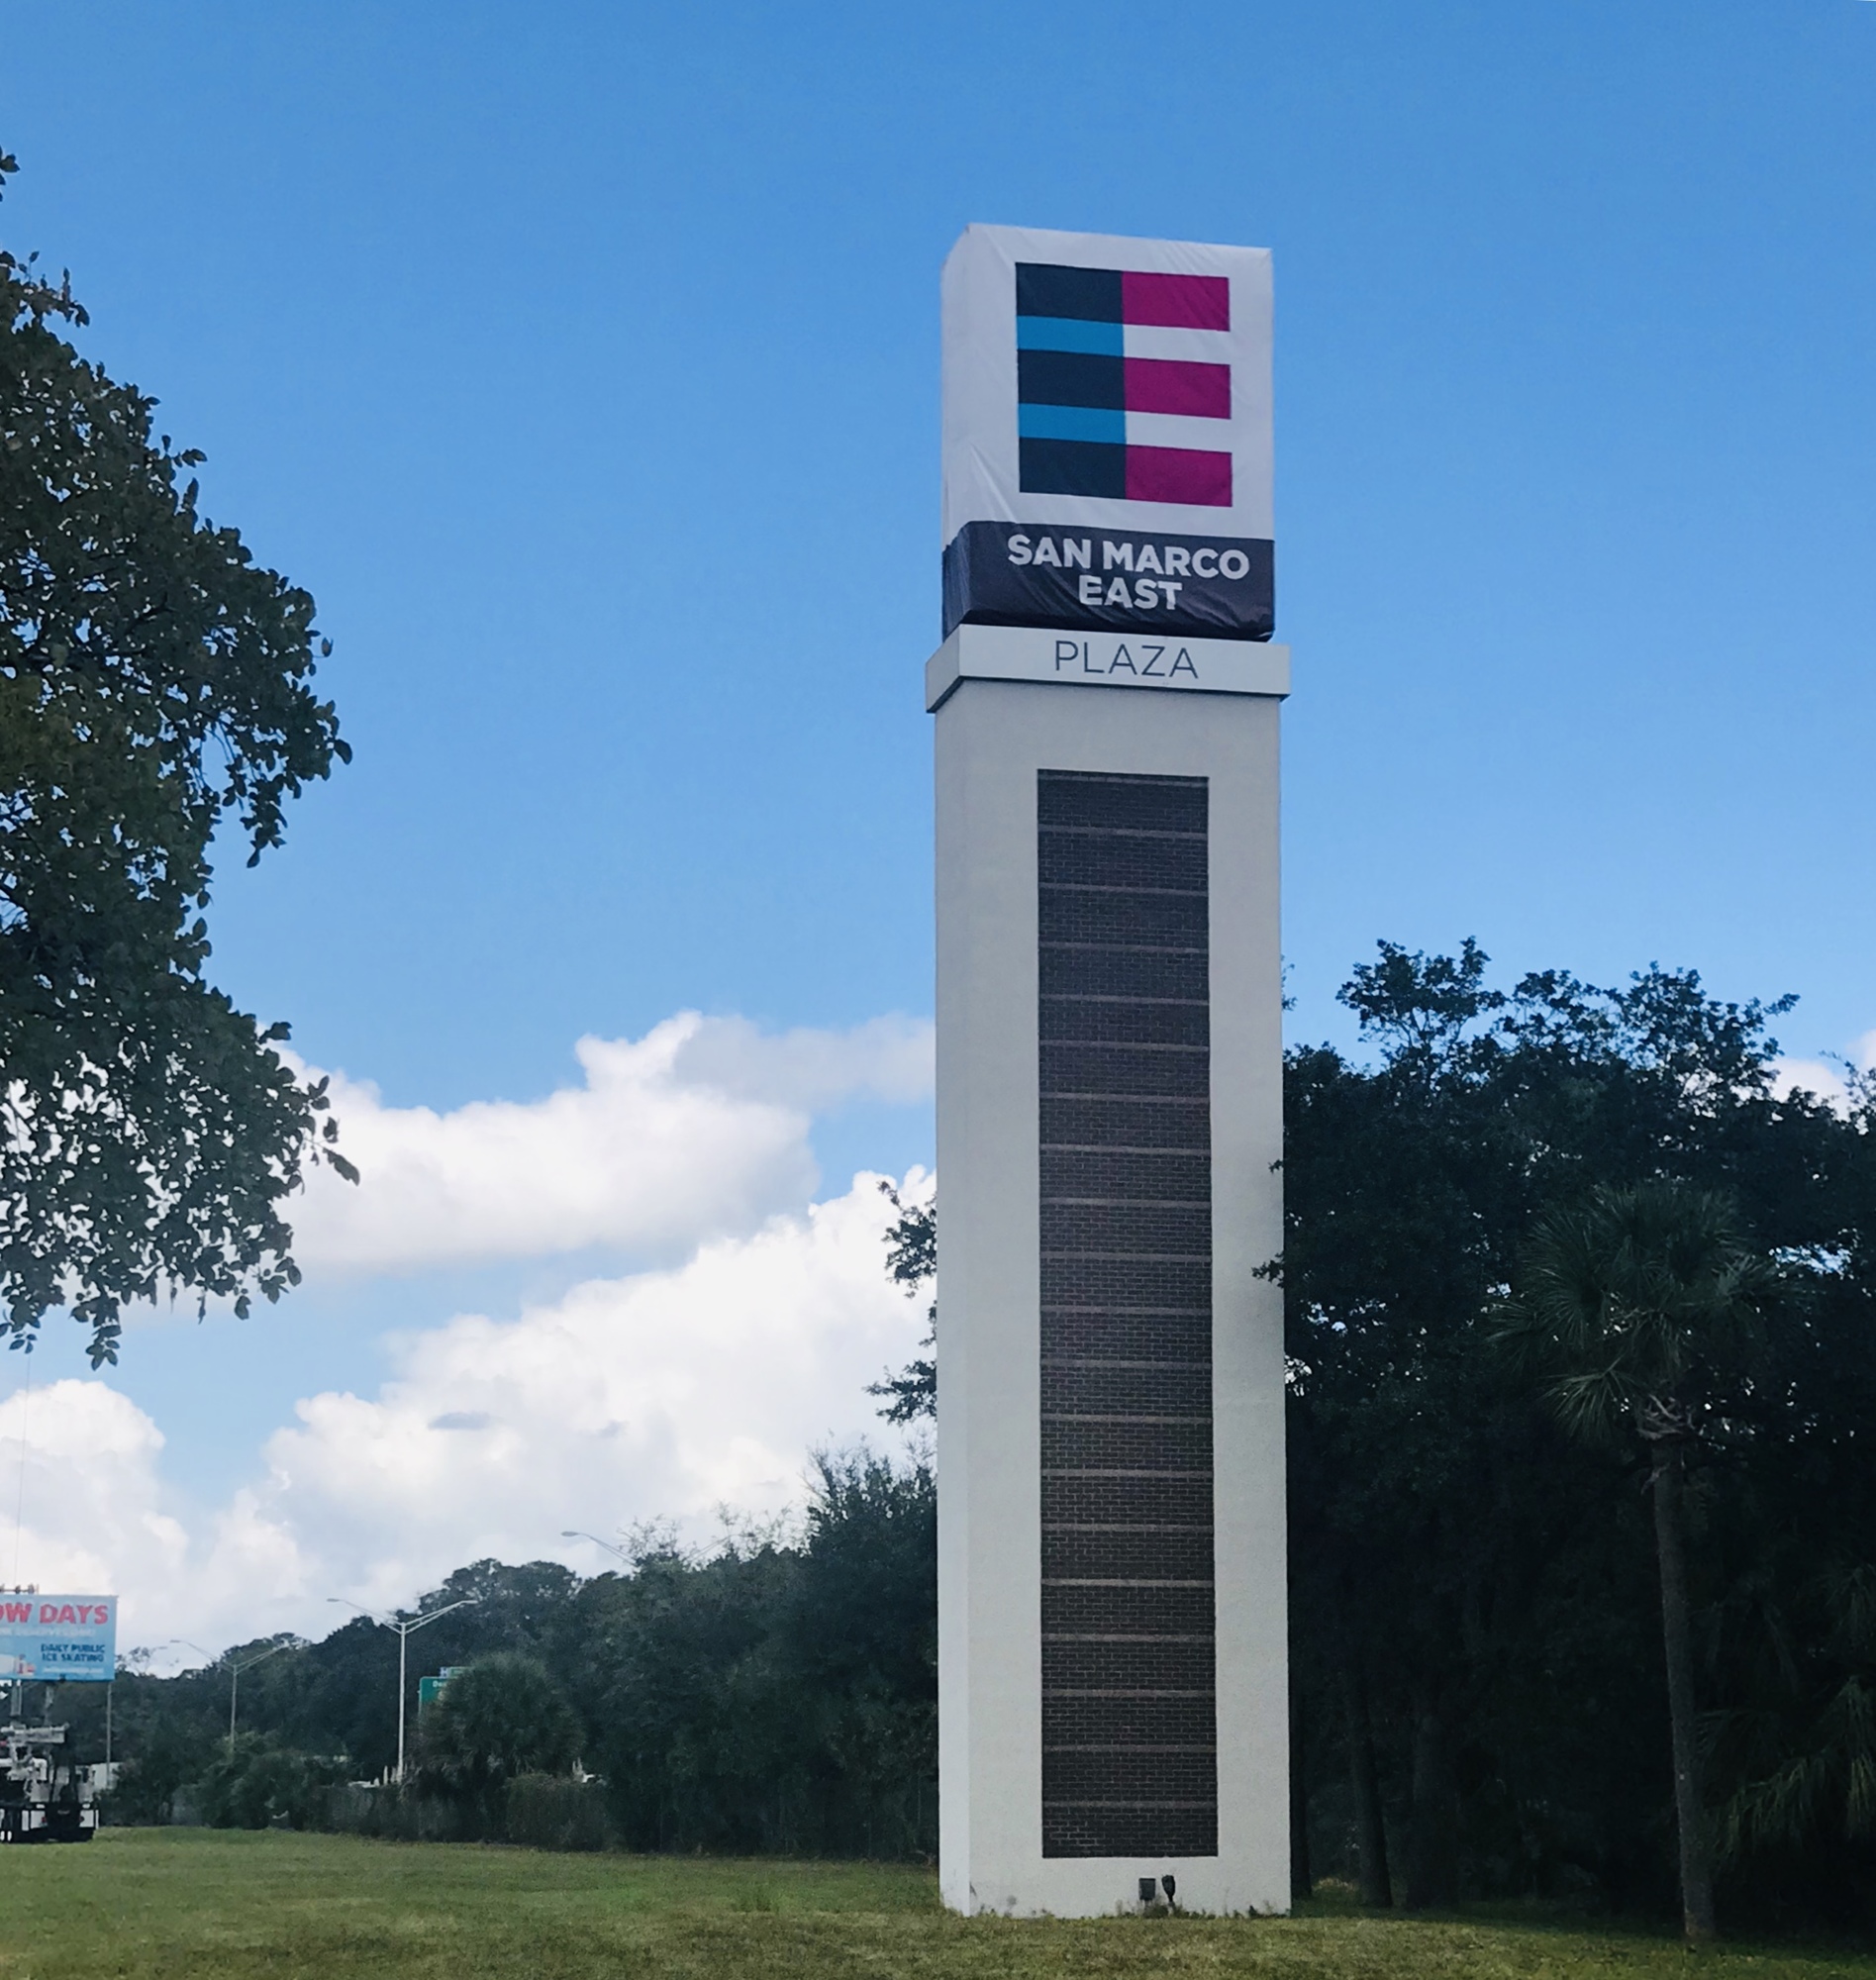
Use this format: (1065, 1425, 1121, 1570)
(931, 225, 1289, 1917)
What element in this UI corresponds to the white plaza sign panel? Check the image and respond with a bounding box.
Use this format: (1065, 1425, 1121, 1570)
(926, 624, 1291, 711)
(0, 1594, 117, 1681)
(941, 223, 1273, 644)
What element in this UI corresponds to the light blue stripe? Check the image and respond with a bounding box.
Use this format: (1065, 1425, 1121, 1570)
(1016, 314, 1124, 355)
(1017, 403, 1126, 444)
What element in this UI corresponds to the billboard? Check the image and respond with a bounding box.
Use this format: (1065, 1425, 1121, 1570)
(941, 223, 1273, 643)
(0, 1594, 117, 1682)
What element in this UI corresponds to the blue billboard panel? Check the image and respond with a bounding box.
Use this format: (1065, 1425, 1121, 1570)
(0, 1595, 117, 1682)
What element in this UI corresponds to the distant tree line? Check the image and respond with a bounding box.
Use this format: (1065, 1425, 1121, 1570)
(51, 1449, 934, 1856)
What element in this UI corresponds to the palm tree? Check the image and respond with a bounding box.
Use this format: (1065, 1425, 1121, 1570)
(1494, 1180, 1771, 1945)
(417, 1653, 580, 1836)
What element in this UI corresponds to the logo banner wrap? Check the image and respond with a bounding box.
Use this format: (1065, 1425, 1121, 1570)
(941, 224, 1273, 642)
(0, 1594, 117, 1681)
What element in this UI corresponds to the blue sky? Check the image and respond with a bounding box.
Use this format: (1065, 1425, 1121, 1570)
(4, 0, 1874, 1645)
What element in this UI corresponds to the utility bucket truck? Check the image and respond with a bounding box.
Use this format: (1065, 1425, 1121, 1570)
(1, 1718, 107, 1842)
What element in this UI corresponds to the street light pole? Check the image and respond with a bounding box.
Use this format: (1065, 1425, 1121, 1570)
(328, 1597, 477, 1783)
(228, 1642, 293, 1753)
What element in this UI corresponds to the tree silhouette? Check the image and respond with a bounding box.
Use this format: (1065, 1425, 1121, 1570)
(1496, 1180, 1775, 1943)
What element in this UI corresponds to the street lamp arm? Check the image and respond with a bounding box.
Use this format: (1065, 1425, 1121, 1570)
(562, 1529, 632, 1564)
(233, 1640, 295, 1676)
(401, 1596, 478, 1636)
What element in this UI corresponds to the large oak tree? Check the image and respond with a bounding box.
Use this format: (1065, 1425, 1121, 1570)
(1, 153, 351, 1365)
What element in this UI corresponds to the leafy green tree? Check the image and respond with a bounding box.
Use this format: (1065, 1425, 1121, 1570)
(1, 152, 351, 1363)
(194, 1732, 346, 1831)
(417, 1652, 579, 1834)
(1496, 1182, 1776, 1944)
(569, 1526, 814, 1851)
(1717, 1559, 1876, 1889)
(564, 1450, 937, 1856)
(1695, 1117, 1876, 1926)
(428, 1556, 581, 1651)
(110, 1710, 219, 1826)
(786, 1449, 938, 1854)
(1279, 944, 1861, 1917)
(869, 1182, 936, 1423)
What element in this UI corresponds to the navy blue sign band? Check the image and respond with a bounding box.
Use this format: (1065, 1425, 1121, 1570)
(943, 520, 1273, 643)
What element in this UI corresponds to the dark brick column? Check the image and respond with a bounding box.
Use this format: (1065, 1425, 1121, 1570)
(1037, 768, 1217, 1859)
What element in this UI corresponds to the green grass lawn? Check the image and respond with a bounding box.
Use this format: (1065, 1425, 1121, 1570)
(1, 1830, 1871, 1980)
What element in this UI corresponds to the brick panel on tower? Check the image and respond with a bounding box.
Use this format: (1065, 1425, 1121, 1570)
(1037, 767, 1217, 1859)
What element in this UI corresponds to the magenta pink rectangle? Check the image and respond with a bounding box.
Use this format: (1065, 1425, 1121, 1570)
(1120, 270, 1230, 331)
(1124, 357, 1231, 419)
(1125, 446, 1232, 507)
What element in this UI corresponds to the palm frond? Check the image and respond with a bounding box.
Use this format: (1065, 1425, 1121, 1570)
(1493, 1180, 1770, 1448)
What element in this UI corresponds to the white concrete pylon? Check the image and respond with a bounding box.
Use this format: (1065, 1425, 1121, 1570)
(934, 662, 1290, 1918)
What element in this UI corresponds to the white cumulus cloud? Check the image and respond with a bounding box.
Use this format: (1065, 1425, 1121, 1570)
(286, 1011, 933, 1277)
(0, 1169, 932, 1652)
(261, 1168, 924, 1620)
(1771, 1027, 1876, 1111)
(0, 1380, 188, 1632)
